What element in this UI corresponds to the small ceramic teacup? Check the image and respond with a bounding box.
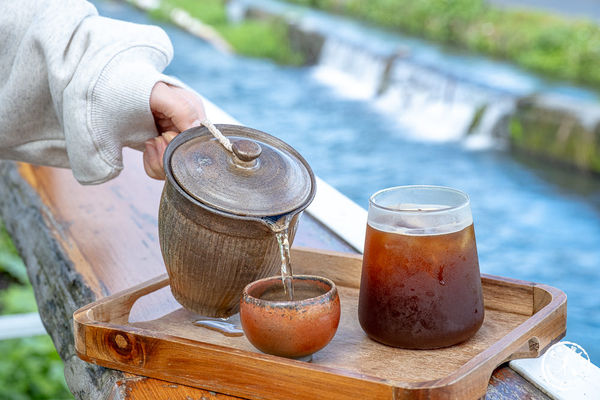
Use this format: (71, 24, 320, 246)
(240, 275, 340, 360)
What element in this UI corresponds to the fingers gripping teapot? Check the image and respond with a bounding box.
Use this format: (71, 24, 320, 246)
(159, 123, 315, 317)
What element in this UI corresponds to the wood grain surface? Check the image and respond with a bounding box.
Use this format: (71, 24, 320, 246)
(0, 148, 557, 399)
(108, 377, 245, 400)
(0, 150, 353, 400)
(74, 248, 566, 400)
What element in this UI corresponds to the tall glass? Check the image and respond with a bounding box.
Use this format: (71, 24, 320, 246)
(358, 186, 484, 349)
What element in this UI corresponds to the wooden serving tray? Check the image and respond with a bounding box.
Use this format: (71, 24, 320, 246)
(74, 247, 566, 400)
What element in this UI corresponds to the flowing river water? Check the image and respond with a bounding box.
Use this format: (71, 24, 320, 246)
(95, 0, 600, 361)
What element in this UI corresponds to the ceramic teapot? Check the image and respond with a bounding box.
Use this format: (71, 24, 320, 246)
(158, 124, 315, 317)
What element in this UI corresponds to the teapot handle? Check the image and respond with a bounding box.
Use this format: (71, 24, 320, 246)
(200, 119, 233, 152)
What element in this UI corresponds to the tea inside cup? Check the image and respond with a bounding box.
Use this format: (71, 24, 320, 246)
(240, 275, 340, 360)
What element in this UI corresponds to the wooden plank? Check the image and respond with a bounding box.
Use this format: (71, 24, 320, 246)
(73, 248, 566, 400)
(0, 147, 558, 399)
(79, 326, 393, 400)
(481, 275, 534, 316)
(0, 152, 356, 400)
(109, 376, 244, 400)
(486, 367, 549, 399)
(0, 160, 115, 399)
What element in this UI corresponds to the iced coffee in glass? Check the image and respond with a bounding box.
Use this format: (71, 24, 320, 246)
(358, 186, 484, 349)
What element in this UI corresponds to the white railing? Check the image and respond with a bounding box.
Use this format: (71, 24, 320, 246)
(0, 312, 46, 340)
(202, 97, 368, 253)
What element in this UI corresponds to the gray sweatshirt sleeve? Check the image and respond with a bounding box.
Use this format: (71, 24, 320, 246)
(0, 0, 174, 184)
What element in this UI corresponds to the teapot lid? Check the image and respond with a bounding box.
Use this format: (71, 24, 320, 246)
(167, 124, 315, 218)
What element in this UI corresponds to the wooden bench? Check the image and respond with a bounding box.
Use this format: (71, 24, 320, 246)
(0, 147, 550, 399)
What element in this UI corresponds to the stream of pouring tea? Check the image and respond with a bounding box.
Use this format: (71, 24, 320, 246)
(276, 231, 294, 300)
(269, 215, 295, 301)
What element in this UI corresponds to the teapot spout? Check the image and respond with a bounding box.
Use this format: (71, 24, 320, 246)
(261, 213, 296, 233)
(262, 213, 296, 233)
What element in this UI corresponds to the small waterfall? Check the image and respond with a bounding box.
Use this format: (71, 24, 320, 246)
(464, 100, 515, 150)
(314, 38, 513, 146)
(312, 38, 390, 100)
(227, 0, 518, 148)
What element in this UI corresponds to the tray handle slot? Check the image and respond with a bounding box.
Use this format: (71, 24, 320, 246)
(88, 275, 170, 324)
(503, 337, 541, 363)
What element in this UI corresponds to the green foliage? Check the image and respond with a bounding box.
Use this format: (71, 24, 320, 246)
(0, 283, 38, 315)
(218, 20, 305, 65)
(0, 337, 72, 400)
(160, 0, 227, 25)
(509, 117, 523, 142)
(0, 219, 70, 399)
(148, 0, 304, 65)
(0, 278, 70, 400)
(284, 0, 600, 89)
(510, 109, 600, 173)
(467, 104, 487, 135)
(0, 223, 27, 285)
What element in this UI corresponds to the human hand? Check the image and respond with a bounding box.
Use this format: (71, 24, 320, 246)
(144, 82, 206, 180)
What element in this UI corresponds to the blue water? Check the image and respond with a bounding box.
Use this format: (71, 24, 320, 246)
(96, 0, 600, 362)
(235, 0, 600, 101)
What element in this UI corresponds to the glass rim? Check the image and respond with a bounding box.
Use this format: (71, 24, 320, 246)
(369, 185, 471, 214)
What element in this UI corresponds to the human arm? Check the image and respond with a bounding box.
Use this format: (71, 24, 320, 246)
(145, 82, 206, 180)
(0, 0, 201, 183)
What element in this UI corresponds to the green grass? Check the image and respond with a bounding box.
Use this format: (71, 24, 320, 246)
(147, 0, 305, 65)
(218, 20, 305, 65)
(284, 0, 600, 90)
(0, 220, 72, 400)
(0, 224, 27, 285)
(0, 284, 38, 315)
(164, 0, 227, 24)
(0, 337, 72, 400)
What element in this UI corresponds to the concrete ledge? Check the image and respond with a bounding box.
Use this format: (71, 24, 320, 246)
(510, 95, 600, 174)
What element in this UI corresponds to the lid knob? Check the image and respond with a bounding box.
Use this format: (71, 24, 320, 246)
(168, 125, 314, 218)
(232, 139, 262, 162)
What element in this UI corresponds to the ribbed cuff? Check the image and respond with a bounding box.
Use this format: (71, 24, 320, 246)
(89, 52, 165, 172)
(60, 16, 175, 184)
